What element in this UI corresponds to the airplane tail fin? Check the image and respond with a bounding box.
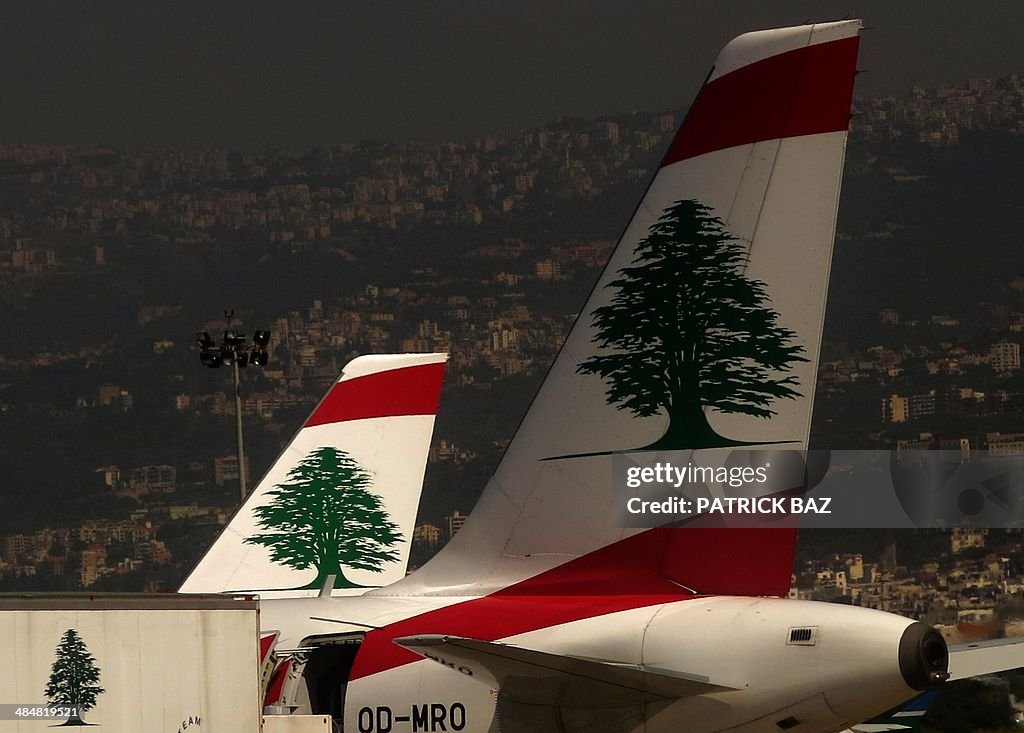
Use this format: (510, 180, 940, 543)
(381, 21, 861, 598)
(180, 353, 447, 597)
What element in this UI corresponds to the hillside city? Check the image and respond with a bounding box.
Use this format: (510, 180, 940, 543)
(2, 71, 1024, 655)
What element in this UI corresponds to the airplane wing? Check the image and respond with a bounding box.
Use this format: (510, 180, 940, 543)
(393, 634, 738, 708)
(947, 636, 1024, 680)
(846, 638, 1024, 733)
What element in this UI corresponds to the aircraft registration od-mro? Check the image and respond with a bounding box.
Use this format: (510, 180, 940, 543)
(182, 20, 1024, 733)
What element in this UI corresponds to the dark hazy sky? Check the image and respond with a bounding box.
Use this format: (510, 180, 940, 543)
(2, 1, 1023, 150)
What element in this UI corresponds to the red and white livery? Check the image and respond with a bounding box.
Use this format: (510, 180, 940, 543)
(181, 353, 447, 598)
(200, 20, 1022, 733)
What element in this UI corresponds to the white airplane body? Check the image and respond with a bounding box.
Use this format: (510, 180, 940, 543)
(185, 19, 1023, 733)
(260, 592, 944, 733)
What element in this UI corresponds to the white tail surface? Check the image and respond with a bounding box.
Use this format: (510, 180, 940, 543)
(381, 21, 861, 598)
(180, 353, 447, 597)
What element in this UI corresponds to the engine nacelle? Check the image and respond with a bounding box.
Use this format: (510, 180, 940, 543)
(641, 597, 948, 732)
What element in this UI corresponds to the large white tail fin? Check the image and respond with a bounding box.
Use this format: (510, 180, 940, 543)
(382, 21, 861, 598)
(180, 353, 447, 597)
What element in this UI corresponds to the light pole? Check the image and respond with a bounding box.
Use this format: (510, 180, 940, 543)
(195, 310, 270, 502)
(231, 355, 245, 499)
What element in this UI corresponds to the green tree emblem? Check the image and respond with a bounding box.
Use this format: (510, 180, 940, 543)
(245, 446, 403, 589)
(45, 628, 104, 726)
(578, 199, 806, 449)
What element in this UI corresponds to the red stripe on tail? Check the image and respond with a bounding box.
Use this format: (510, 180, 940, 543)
(659, 524, 797, 597)
(662, 36, 859, 166)
(305, 362, 446, 427)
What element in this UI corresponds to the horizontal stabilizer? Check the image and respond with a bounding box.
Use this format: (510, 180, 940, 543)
(393, 634, 736, 708)
(948, 636, 1024, 680)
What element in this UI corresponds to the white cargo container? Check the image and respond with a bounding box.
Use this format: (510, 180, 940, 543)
(263, 714, 333, 732)
(1, 593, 261, 732)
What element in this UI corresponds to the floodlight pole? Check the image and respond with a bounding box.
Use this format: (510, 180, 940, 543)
(225, 309, 247, 501)
(232, 356, 247, 501)
(196, 310, 270, 504)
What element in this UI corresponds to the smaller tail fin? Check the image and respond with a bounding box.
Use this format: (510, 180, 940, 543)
(180, 353, 447, 597)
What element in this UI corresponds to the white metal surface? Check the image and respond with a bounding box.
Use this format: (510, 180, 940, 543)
(263, 714, 333, 732)
(1, 594, 260, 732)
(948, 636, 1024, 680)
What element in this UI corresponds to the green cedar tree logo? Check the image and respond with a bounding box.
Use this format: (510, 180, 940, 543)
(45, 628, 104, 726)
(578, 199, 806, 449)
(245, 446, 403, 589)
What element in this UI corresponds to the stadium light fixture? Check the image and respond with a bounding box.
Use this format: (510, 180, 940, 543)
(195, 309, 271, 501)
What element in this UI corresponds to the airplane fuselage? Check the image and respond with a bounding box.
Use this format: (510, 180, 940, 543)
(260, 594, 946, 733)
